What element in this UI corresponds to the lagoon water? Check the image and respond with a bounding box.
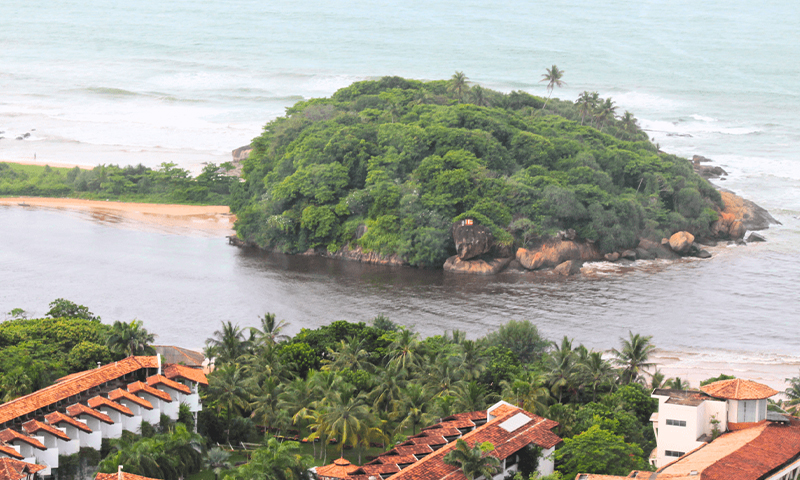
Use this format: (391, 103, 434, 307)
(1, 1, 799, 367)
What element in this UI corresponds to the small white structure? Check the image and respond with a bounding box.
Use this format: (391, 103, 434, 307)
(0, 429, 47, 475)
(66, 403, 111, 450)
(147, 375, 192, 420)
(109, 388, 150, 432)
(44, 412, 90, 456)
(651, 378, 779, 468)
(88, 396, 132, 439)
(127, 381, 173, 423)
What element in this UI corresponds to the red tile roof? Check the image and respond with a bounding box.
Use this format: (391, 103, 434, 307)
(146, 375, 191, 395)
(317, 458, 361, 480)
(88, 396, 133, 417)
(700, 378, 779, 400)
(0, 445, 24, 460)
(21, 420, 70, 441)
(656, 416, 800, 480)
(96, 472, 162, 480)
(0, 430, 45, 450)
(66, 403, 114, 425)
(0, 356, 158, 425)
(44, 412, 92, 434)
(164, 364, 208, 386)
(153, 346, 205, 368)
(127, 382, 172, 403)
(0, 457, 46, 480)
(108, 388, 153, 410)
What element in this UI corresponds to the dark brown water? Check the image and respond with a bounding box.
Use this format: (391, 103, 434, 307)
(2, 205, 799, 364)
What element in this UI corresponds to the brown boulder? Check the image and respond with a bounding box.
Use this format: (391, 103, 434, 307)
(443, 256, 512, 275)
(604, 252, 620, 262)
(516, 239, 601, 271)
(728, 221, 746, 239)
(452, 220, 494, 260)
(554, 260, 583, 276)
(719, 190, 779, 231)
(638, 238, 680, 260)
(669, 232, 695, 254)
(621, 249, 637, 260)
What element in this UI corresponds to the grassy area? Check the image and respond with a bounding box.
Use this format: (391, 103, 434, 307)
(3, 162, 73, 175)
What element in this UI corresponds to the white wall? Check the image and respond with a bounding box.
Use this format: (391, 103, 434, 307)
(538, 446, 555, 476)
(97, 408, 123, 439)
(654, 402, 705, 468)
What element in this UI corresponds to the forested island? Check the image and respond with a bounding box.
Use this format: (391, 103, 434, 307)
(229, 74, 731, 270)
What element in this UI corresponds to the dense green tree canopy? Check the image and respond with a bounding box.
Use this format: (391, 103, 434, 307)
(232, 75, 721, 267)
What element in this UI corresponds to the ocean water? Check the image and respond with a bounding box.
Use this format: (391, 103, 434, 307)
(1, 1, 799, 372)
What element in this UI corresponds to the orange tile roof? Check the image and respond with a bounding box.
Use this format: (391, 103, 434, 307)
(657, 417, 800, 480)
(0, 445, 24, 460)
(0, 457, 46, 480)
(700, 378, 779, 400)
(487, 404, 516, 418)
(127, 382, 172, 402)
(96, 472, 162, 480)
(317, 458, 361, 479)
(44, 412, 92, 434)
(21, 420, 70, 441)
(0, 430, 45, 450)
(153, 346, 205, 368)
(108, 388, 153, 410)
(164, 364, 208, 386)
(66, 403, 114, 425)
(88, 396, 133, 417)
(146, 375, 191, 395)
(0, 356, 158, 425)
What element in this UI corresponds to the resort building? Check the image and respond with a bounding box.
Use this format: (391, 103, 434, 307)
(0, 457, 46, 480)
(0, 356, 207, 479)
(577, 378, 800, 480)
(316, 401, 562, 480)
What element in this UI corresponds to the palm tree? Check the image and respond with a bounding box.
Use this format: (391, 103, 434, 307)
(575, 91, 595, 126)
(785, 372, 800, 413)
(594, 98, 618, 131)
(455, 340, 487, 381)
(105, 319, 156, 357)
(612, 331, 657, 385)
(388, 329, 421, 373)
(250, 376, 284, 433)
(443, 439, 501, 480)
(499, 371, 551, 416)
(546, 336, 579, 403)
(368, 366, 406, 414)
(226, 437, 313, 480)
(453, 381, 496, 413)
(470, 86, 489, 107)
(664, 377, 690, 390)
(0, 369, 32, 402)
(205, 366, 251, 443)
(395, 384, 435, 435)
(322, 337, 373, 372)
(578, 351, 617, 401)
(309, 391, 371, 462)
(205, 321, 249, 366)
(449, 71, 470, 102)
(539, 65, 565, 113)
(650, 370, 666, 389)
(250, 313, 290, 346)
(204, 447, 232, 480)
(620, 111, 638, 134)
(280, 376, 318, 426)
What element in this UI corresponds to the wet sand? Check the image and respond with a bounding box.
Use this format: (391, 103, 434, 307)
(0, 196, 235, 237)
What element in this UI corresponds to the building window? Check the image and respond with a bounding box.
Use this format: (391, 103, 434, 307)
(665, 419, 687, 427)
(665, 450, 685, 457)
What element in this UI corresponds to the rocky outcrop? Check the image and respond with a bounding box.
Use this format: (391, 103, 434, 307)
(443, 255, 512, 275)
(746, 232, 766, 242)
(669, 232, 695, 254)
(717, 190, 779, 231)
(328, 245, 406, 266)
(516, 238, 602, 270)
(451, 221, 494, 260)
(637, 238, 679, 260)
(227, 145, 253, 177)
(553, 260, 583, 276)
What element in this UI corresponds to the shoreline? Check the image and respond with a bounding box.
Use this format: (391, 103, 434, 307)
(0, 196, 235, 237)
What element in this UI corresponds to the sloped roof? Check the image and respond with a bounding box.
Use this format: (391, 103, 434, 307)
(164, 364, 208, 386)
(44, 412, 92, 434)
(0, 457, 46, 480)
(317, 458, 360, 479)
(127, 382, 172, 402)
(96, 472, 162, 480)
(700, 379, 779, 400)
(21, 420, 70, 441)
(153, 346, 205, 368)
(108, 388, 153, 410)
(0, 356, 157, 425)
(0, 444, 24, 460)
(0, 430, 45, 450)
(66, 403, 114, 425)
(656, 416, 800, 480)
(88, 396, 133, 417)
(146, 375, 191, 395)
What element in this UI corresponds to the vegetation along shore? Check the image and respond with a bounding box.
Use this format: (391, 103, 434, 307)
(4, 301, 800, 479)
(226, 74, 779, 274)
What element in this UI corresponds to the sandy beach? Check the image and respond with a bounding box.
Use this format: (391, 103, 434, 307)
(0, 196, 235, 237)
